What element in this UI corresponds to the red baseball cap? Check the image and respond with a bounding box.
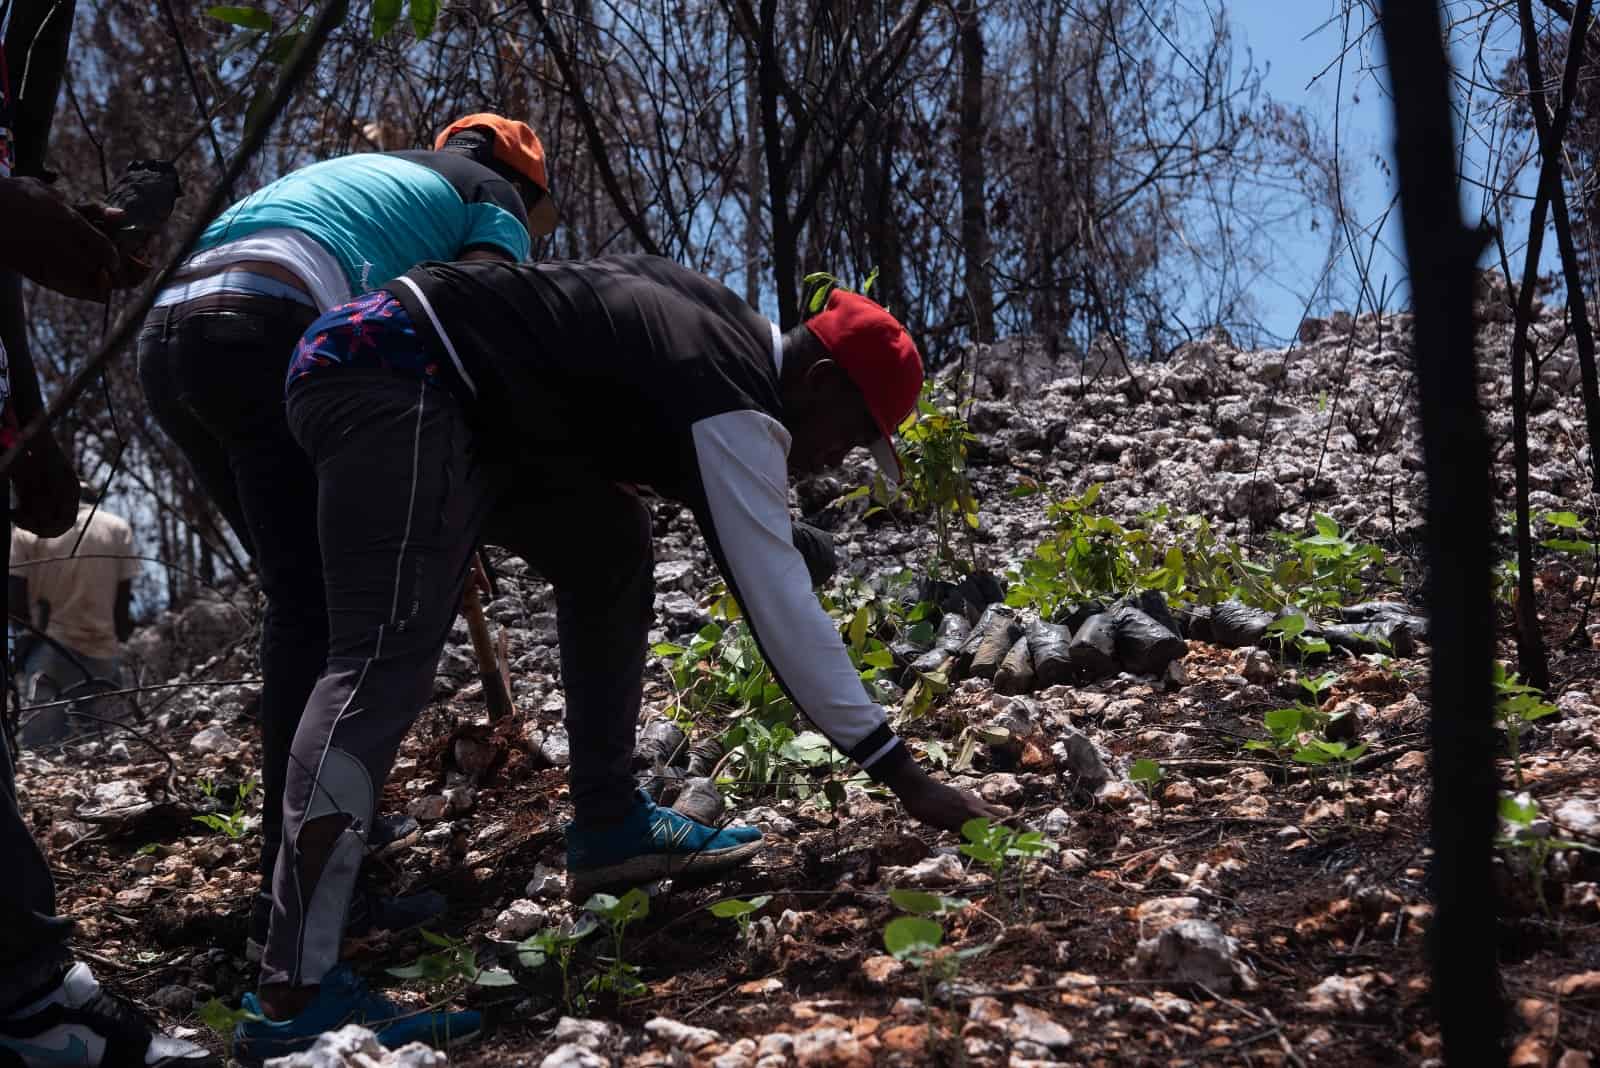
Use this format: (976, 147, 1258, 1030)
(435, 113, 559, 236)
(802, 289, 924, 484)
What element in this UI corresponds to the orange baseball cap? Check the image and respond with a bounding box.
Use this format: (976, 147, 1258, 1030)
(435, 113, 559, 236)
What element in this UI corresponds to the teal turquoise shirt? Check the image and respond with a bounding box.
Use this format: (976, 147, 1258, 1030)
(195, 150, 531, 293)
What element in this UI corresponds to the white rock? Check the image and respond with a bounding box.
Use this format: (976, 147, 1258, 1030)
(711, 1038, 757, 1068)
(1240, 648, 1276, 685)
(1133, 918, 1258, 992)
(262, 1025, 448, 1068)
(527, 863, 565, 898)
(1041, 806, 1071, 836)
(494, 899, 547, 939)
(538, 1046, 609, 1068)
(189, 725, 239, 756)
(791, 1026, 865, 1067)
(1135, 896, 1203, 936)
(757, 1033, 795, 1058)
(979, 773, 1023, 804)
(743, 806, 796, 836)
(1305, 973, 1376, 1016)
(1553, 798, 1600, 841)
(881, 852, 965, 887)
(551, 1017, 614, 1050)
(1006, 1004, 1073, 1051)
(540, 726, 572, 767)
(644, 1016, 721, 1052)
(442, 786, 476, 815)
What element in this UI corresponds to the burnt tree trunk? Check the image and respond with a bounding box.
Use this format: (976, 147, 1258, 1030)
(1379, 2, 1504, 1064)
(956, 0, 994, 342)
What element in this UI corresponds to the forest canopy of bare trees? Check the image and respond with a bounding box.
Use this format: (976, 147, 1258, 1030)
(17, 0, 1591, 619)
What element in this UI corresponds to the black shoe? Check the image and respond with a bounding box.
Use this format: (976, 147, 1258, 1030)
(245, 887, 447, 958)
(368, 814, 420, 852)
(0, 963, 218, 1068)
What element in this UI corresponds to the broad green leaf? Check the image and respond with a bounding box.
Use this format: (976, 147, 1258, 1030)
(1313, 513, 1339, 538)
(711, 895, 769, 918)
(385, 962, 429, 979)
(372, 0, 402, 38)
(206, 5, 273, 30)
(1541, 511, 1584, 529)
(410, 0, 440, 37)
(958, 842, 1003, 866)
(1129, 758, 1163, 784)
(960, 817, 994, 843)
(889, 889, 945, 915)
(1500, 794, 1538, 824)
(198, 998, 260, 1037)
(516, 946, 548, 969)
(883, 916, 943, 960)
(615, 886, 651, 922)
(848, 605, 870, 650)
(1291, 746, 1331, 764)
(1264, 707, 1303, 734)
(474, 966, 518, 987)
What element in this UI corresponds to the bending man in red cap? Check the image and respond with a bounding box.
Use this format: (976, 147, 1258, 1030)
(231, 255, 1002, 1060)
(136, 113, 558, 960)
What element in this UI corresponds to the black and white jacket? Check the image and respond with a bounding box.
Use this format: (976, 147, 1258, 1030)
(391, 254, 911, 781)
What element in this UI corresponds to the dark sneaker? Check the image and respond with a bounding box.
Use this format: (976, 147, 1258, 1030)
(0, 963, 218, 1068)
(231, 966, 479, 1066)
(246, 888, 447, 960)
(368, 814, 420, 852)
(565, 790, 764, 901)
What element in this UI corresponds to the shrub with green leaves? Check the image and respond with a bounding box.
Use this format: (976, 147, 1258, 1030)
(581, 889, 650, 1004)
(1497, 793, 1599, 918)
(1494, 662, 1557, 789)
(191, 776, 258, 840)
(517, 916, 598, 1015)
(958, 818, 1058, 916)
(710, 894, 773, 943)
(387, 929, 515, 988)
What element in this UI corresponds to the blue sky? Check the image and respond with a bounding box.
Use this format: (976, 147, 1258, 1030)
(1223, 0, 1539, 338)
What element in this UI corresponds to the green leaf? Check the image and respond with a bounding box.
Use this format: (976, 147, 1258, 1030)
(1264, 707, 1303, 734)
(960, 817, 994, 843)
(1500, 794, 1538, 825)
(198, 998, 260, 1037)
(862, 649, 896, 669)
(710, 896, 769, 919)
(652, 642, 688, 656)
(615, 886, 651, 923)
(474, 966, 518, 987)
(372, 0, 403, 37)
(1541, 511, 1584, 530)
(516, 946, 548, 969)
(958, 842, 1003, 866)
(1291, 746, 1331, 764)
(1129, 758, 1163, 784)
(848, 606, 870, 650)
(385, 962, 429, 979)
(410, 0, 440, 37)
(206, 5, 273, 30)
(888, 889, 945, 915)
(883, 916, 943, 960)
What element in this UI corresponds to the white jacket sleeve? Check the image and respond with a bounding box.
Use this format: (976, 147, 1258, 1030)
(688, 410, 909, 777)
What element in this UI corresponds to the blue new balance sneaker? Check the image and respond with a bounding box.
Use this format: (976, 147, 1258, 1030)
(230, 966, 480, 1066)
(565, 790, 764, 900)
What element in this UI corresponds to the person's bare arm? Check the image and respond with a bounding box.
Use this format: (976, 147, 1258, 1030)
(114, 579, 134, 642)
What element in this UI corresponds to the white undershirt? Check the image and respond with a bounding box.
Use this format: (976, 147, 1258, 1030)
(173, 228, 351, 312)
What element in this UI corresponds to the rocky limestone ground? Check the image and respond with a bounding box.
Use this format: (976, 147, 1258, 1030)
(12, 283, 1600, 1067)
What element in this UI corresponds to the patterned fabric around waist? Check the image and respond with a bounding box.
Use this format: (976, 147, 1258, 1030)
(286, 289, 464, 399)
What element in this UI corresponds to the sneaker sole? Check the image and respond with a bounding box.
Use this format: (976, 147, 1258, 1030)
(567, 839, 766, 901)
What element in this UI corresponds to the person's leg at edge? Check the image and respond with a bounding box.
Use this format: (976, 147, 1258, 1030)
(257, 373, 491, 1024)
(486, 481, 652, 826)
(485, 479, 761, 897)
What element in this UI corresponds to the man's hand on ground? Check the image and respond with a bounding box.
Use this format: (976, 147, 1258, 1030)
(882, 759, 1007, 833)
(0, 178, 123, 300)
(11, 432, 80, 536)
